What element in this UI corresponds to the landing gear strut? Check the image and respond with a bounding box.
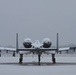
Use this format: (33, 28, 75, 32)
(13, 51, 15, 57)
(0, 50, 1, 57)
(38, 54, 41, 65)
(19, 54, 23, 64)
(52, 54, 56, 63)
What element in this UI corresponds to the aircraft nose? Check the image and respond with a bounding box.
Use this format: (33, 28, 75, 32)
(35, 47, 39, 49)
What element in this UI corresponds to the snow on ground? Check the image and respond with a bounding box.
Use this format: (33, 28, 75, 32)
(0, 54, 76, 75)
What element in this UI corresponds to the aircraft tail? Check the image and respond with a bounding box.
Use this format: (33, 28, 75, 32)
(16, 33, 19, 53)
(56, 33, 59, 53)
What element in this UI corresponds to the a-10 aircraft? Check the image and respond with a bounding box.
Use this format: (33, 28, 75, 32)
(0, 33, 76, 65)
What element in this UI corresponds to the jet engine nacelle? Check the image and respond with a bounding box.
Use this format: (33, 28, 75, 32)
(42, 38, 52, 48)
(23, 38, 32, 48)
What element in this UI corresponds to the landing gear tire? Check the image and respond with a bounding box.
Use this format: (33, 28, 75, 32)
(19, 58, 22, 64)
(53, 58, 56, 63)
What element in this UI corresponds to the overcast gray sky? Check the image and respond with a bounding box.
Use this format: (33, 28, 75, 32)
(0, 0, 76, 47)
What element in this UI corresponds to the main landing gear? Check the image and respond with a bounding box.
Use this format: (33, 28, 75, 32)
(52, 54, 56, 63)
(18, 53, 56, 65)
(19, 54, 23, 63)
(13, 51, 15, 57)
(38, 54, 41, 65)
(37, 53, 56, 65)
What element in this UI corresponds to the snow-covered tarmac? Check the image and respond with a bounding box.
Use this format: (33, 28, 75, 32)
(0, 54, 76, 75)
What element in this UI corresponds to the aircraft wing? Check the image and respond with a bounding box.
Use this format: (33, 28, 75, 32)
(0, 47, 57, 52)
(58, 47, 76, 54)
(0, 47, 5, 50)
(0, 47, 33, 55)
(18, 48, 57, 51)
(4, 48, 16, 51)
(0, 47, 16, 51)
(59, 47, 76, 51)
(0, 46, 76, 54)
(0, 47, 70, 52)
(18, 48, 57, 54)
(59, 47, 70, 51)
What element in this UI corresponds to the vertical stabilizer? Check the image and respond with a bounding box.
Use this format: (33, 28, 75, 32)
(56, 33, 59, 53)
(16, 33, 19, 53)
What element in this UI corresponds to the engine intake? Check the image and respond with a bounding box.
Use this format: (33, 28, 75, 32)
(42, 38, 52, 48)
(23, 38, 32, 48)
